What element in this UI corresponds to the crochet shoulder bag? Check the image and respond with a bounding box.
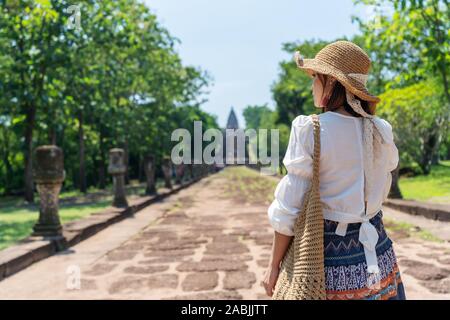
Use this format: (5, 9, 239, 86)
(272, 113, 326, 300)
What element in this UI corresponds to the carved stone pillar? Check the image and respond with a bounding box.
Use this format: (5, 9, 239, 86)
(162, 157, 173, 189)
(192, 164, 198, 179)
(32, 145, 65, 237)
(144, 154, 156, 195)
(108, 148, 128, 208)
(188, 163, 194, 180)
(175, 164, 185, 184)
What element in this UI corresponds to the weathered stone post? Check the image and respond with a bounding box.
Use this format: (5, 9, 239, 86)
(194, 164, 200, 178)
(199, 164, 204, 177)
(188, 163, 194, 180)
(32, 145, 65, 237)
(175, 164, 185, 184)
(162, 157, 173, 189)
(191, 164, 198, 179)
(108, 148, 128, 208)
(144, 154, 156, 195)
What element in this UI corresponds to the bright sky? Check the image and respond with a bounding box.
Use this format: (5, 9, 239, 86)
(144, 0, 366, 127)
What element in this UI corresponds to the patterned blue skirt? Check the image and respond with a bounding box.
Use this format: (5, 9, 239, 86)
(324, 210, 406, 300)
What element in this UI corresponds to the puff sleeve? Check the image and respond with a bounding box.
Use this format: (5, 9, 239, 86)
(380, 119, 399, 172)
(267, 115, 314, 236)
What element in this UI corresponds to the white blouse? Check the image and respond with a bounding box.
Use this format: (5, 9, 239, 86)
(267, 111, 399, 273)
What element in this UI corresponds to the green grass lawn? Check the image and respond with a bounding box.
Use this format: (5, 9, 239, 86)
(398, 160, 450, 204)
(383, 217, 443, 243)
(219, 166, 278, 206)
(0, 178, 176, 251)
(0, 200, 112, 251)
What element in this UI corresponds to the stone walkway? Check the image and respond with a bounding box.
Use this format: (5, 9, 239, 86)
(0, 167, 449, 299)
(382, 208, 450, 299)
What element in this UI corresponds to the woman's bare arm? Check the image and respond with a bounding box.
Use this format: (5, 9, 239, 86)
(269, 231, 292, 268)
(262, 231, 293, 296)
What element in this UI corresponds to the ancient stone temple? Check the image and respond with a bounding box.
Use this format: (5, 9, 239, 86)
(222, 107, 248, 165)
(226, 107, 239, 130)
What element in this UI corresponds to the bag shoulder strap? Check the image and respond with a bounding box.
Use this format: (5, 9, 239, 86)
(310, 114, 321, 188)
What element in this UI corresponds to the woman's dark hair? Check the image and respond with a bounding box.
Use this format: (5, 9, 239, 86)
(322, 79, 372, 116)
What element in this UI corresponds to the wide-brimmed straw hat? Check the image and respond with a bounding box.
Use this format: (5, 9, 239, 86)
(295, 40, 380, 105)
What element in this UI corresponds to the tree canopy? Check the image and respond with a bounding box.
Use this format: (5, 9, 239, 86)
(0, 0, 218, 199)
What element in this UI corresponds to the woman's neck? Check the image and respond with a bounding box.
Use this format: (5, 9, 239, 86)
(328, 106, 355, 117)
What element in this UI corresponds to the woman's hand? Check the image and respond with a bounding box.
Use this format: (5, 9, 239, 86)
(262, 264, 280, 297)
(262, 231, 292, 297)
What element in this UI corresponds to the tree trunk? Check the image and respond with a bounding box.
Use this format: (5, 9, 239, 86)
(124, 139, 130, 185)
(78, 110, 87, 193)
(98, 160, 106, 189)
(98, 131, 106, 189)
(431, 149, 440, 165)
(3, 156, 13, 195)
(389, 164, 403, 199)
(48, 127, 56, 145)
(138, 154, 145, 183)
(24, 104, 36, 203)
(420, 133, 439, 174)
(1, 127, 13, 195)
(447, 141, 450, 160)
(438, 59, 450, 105)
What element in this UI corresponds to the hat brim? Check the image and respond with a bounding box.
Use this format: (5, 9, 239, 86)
(298, 58, 380, 105)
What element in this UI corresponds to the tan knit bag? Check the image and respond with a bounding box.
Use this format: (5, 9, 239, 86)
(272, 113, 326, 300)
